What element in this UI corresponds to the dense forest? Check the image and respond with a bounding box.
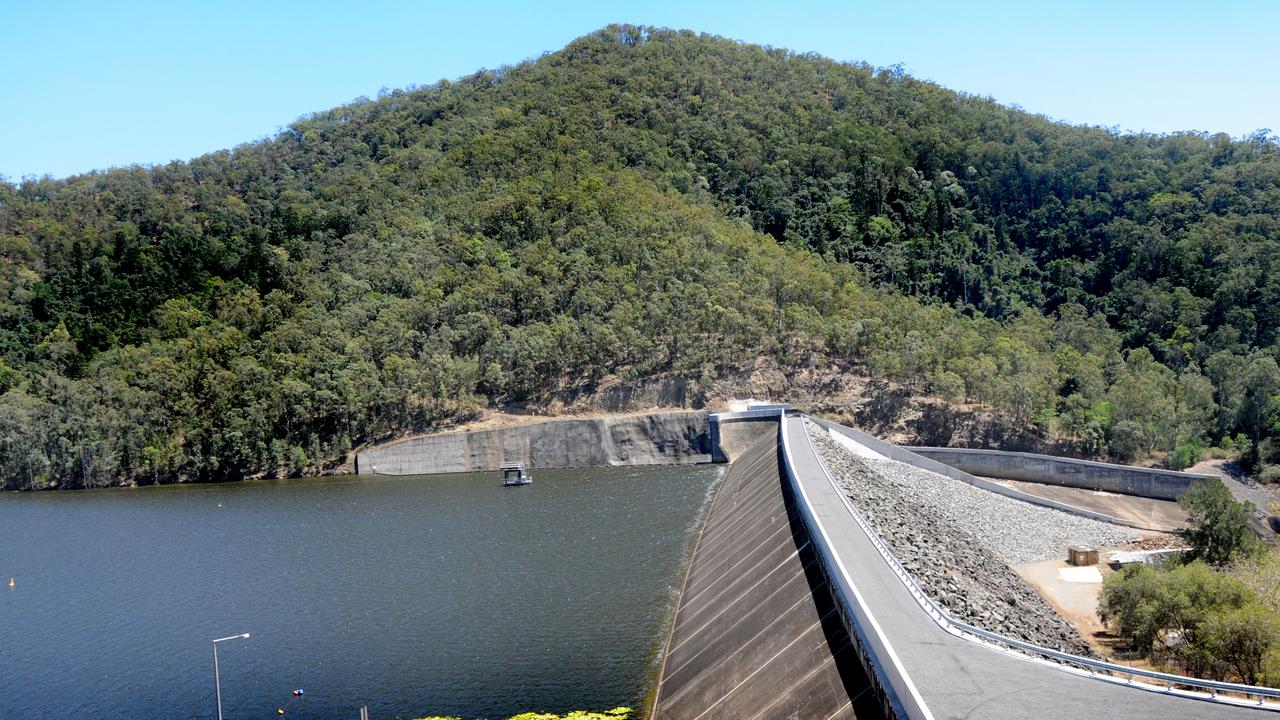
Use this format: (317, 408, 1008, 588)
(2, 25, 1280, 489)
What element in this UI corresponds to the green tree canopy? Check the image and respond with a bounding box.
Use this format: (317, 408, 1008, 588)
(1177, 478, 1260, 566)
(3, 25, 1280, 488)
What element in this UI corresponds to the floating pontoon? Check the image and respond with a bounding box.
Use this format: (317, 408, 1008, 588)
(500, 461, 531, 486)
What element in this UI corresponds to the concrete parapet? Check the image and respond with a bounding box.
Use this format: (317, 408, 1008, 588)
(909, 447, 1211, 501)
(356, 410, 712, 475)
(790, 416, 1278, 717)
(780, 417, 927, 719)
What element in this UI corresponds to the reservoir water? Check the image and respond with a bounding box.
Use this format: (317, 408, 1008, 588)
(0, 464, 722, 720)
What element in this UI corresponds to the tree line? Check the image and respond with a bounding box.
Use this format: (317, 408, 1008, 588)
(2, 25, 1279, 488)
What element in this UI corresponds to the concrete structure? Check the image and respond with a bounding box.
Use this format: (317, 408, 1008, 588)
(811, 419, 1120, 525)
(355, 411, 711, 475)
(653, 414, 1279, 719)
(991, 478, 1188, 532)
(788, 415, 1277, 718)
(651, 428, 878, 720)
(359, 405, 1275, 717)
(708, 405, 788, 463)
(910, 447, 1211, 501)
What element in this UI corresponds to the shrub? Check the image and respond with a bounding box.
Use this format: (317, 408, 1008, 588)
(1108, 421, 1147, 463)
(1266, 651, 1280, 689)
(1177, 478, 1261, 566)
(1168, 439, 1204, 470)
(1222, 433, 1254, 457)
(926, 370, 965, 402)
(1099, 564, 1166, 654)
(1261, 438, 1280, 466)
(507, 710, 631, 720)
(1099, 560, 1257, 676)
(1160, 561, 1253, 676)
(1235, 545, 1280, 612)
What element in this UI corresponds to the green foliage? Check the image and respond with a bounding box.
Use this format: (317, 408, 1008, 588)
(1177, 478, 1261, 566)
(1168, 439, 1204, 471)
(3, 25, 1280, 487)
(1235, 545, 1280, 613)
(507, 709, 630, 720)
(1200, 604, 1280, 684)
(1099, 563, 1168, 654)
(1222, 433, 1254, 456)
(1158, 561, 1255, 677)
(1099, 560, 1268, 681)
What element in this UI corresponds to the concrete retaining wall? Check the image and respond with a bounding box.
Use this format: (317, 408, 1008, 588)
(811, 419, 1118, 525)
(909, 447, 1212, 501)
(356, 411, 712, 475)
(709, 408, 788, 463)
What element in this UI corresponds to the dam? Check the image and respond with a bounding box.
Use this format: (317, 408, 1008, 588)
(651, 409, 1278, 719)
(649, 430, 877, 720)
(353, 407, 1280, 718)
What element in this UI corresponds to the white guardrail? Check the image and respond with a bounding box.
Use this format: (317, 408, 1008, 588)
(788, 414, 1280, 713)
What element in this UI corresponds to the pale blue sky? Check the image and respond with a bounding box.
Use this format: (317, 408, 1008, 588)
(3, 0, 1276, 180)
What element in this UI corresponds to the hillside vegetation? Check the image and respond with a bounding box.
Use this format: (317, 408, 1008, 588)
(3, 25, 1280, 488)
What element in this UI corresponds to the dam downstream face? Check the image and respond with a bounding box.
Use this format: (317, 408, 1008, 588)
(0, 464, 722, 720)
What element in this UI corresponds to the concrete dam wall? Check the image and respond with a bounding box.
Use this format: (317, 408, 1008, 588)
(355, 411, 712, 475)
(909, 447, 1212, 501)
(651, 427, 875, 720)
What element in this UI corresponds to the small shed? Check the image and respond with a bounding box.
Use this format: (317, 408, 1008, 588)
(1067, 545, 1099, 567)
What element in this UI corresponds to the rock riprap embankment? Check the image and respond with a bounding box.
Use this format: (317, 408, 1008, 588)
(806, 422, 1137, 655)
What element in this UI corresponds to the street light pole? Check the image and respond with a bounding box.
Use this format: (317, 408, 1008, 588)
(212, 633, 250, 720)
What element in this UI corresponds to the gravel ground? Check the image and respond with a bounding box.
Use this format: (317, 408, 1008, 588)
(854, 457, 1137, 565)
(806, 421, 1140, 655)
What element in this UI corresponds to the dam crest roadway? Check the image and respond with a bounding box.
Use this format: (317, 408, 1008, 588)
(650, 408, 1279, 720)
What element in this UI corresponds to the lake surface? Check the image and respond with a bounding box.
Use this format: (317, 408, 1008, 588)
(0, 464, 722, 720)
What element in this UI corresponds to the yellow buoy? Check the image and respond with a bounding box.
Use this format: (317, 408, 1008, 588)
(7, 578, 13, 588)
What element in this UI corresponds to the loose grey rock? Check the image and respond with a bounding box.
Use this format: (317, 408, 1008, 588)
(805, 421, 1135, 657)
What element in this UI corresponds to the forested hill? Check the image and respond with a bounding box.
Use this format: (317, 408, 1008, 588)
(3, 25, 1280, 489)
